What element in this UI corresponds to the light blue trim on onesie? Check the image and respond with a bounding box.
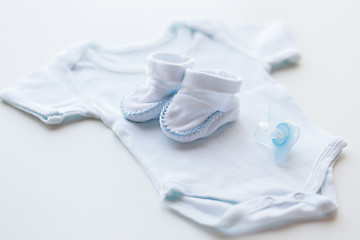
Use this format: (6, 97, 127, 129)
(161, 137, 347, 236)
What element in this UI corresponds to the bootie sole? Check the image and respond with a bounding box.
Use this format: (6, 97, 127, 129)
(160, 100, 239, 143)
(121, 98, 168, 122)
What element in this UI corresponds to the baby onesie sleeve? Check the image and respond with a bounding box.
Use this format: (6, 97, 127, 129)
(225, 21, 301, 71)
(0, 43, 93, 125)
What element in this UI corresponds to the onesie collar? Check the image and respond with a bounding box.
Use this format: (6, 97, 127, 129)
(169, 19, 221, 38)
(82, 20, 222, 73)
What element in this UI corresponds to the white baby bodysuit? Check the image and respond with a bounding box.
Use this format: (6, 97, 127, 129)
(0, 20, 347, 235)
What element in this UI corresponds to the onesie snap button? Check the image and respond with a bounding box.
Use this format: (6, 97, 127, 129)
(265, 196, 275, 204)
(294, 192, 305, 200)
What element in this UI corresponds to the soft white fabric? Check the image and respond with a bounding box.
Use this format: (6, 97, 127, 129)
(0, 20, 347, 235)
(160, 69, 242, 142)
(121, 52, 194, 122)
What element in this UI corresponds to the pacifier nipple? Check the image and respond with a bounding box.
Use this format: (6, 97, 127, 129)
(256, 122, 287, 144)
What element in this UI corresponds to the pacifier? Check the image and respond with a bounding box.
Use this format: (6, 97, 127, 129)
(255, 104, 300, 164)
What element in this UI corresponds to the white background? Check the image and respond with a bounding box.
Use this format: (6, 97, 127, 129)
(0, 0, 359, 239)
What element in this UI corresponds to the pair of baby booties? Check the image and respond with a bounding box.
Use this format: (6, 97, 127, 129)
(121, 52, 242, 143)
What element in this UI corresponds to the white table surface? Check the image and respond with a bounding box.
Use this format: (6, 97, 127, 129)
(1, 0, 359, 239)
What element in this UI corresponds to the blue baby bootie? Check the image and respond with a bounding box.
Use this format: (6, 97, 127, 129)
(121, 52, 194, 122)
(160, 69, 242, 143)
(255, 104, 300, 164)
